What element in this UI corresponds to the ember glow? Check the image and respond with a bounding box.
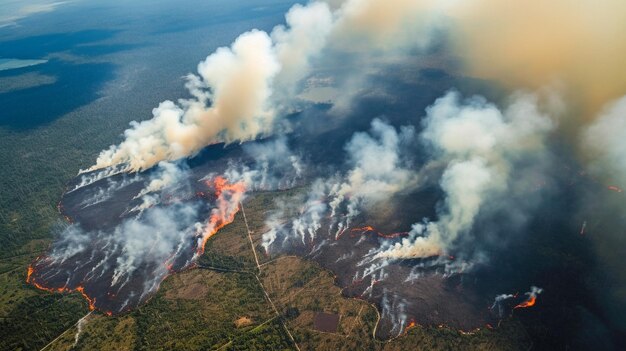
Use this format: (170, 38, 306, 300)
(27, 172, 248, 314)
(514, 286, 543, 310)
(349, 226, 409, 239)
(514, 297, 537, 309)
(76, 286, 97, 311)
(404, 319, 417, 334)
(27, 267, 97, 311)
(196, 176, 246, 255)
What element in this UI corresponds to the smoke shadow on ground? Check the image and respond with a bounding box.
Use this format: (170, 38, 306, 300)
(0, 29, 121, 59)
(0, 60, 115, 129)
(0, 29, 147, 129)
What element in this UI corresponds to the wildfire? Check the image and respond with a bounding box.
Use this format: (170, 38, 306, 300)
(27, 264, 98, 311)
(514, 296, 537, 309)
(197, 176, 246, 255)
(514, 286, 543, 310)
(351, 226, 374, 232)
(76, 286, 96, 310)
(27, 264, 67, 293)
(28, 174, 247, 316)
(26, 265, 34, 283)
(349, 226, 409, 239)
(404, 320, 417, 334)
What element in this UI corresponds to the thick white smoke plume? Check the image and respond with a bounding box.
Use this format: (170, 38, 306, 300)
(86, 0, 439, 173)
(376, 91, 555, 259)
(582, 96, 626, 184)
(225, 137, 304, 191)
(89, 29, 281, 172)
(327, 118, 418, 238)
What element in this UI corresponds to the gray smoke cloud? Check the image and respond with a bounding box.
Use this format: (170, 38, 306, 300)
(261, 118, 419, 253)
(580, 95, 626, 332)
(85, 0, 441, 173)
(32, 135, 303, 313)
(376, 91, 555, 260)
(490, 293, 514, 318)
(225, 137, 304, 191)
(129, 161, 190, 214)
(31, 200, 206, 312)
(262, 90, 556, 267)
(327, 118, 419, 238)
(380, 288, 410, 337)
(582, 96, 626, 184)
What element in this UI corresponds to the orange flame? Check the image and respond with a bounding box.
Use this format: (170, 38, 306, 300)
(28, 174, 246, 315)
(26, 265, 34, 283)
(349, 225, 408, 239)
(514, 296, 537, 309)
(350, 226, 375, 232)
(27, 264, 98, 311)
(197, 176, 246, 255)
(404, 320, 416, 334)
(76, 286, 96, 310)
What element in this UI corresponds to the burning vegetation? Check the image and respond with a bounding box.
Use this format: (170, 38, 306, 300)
(514, 287, 543, 310)
(27, 169, 249, 315)
(196, 176, 246, 255)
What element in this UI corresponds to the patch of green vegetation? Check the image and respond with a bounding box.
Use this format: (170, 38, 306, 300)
(0, 293, 88, 351)
(198, 212, 257, 272)
(290, 265, 321, 288)
(0, 95, 157, 350)
(198, 247, 253, 272)
(130, 270, 275, 350)
(226, 319, 295, 351)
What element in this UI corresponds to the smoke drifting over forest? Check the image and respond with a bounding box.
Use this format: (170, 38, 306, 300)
(28, 0, 626, 348)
